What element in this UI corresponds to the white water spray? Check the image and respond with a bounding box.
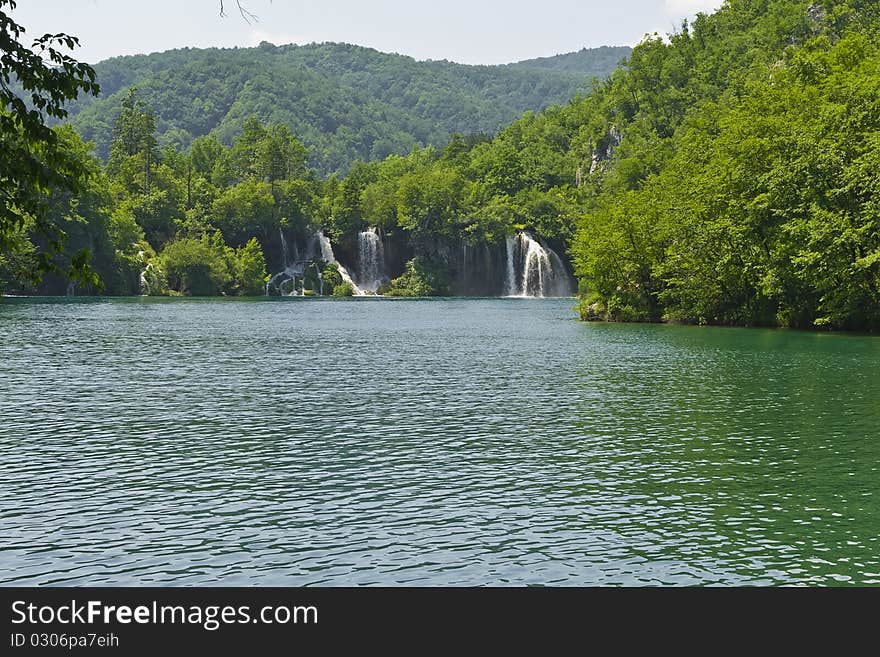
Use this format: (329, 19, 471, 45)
(317, 231, 366, 295)
(504, 232, 574, 297)
(505, 236, 517, 296)
(520, 233, 550, 297)
(266, 229, 307, 296)
(139, 259, 160, 296)
(356, 227, 386, 293)
(280, 228, 290, 268)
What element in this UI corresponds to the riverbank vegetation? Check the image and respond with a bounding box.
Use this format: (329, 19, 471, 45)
(572, 0, 880, 331)
(2, 0, 879, 330)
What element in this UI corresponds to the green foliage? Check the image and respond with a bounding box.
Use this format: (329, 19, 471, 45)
(235, 237, 268, 296)
(190, 133, 225, 177)
(386, 257, 451, 297)
(108, 88, 157, 177)
(11, 0, 880, 334)
(572, 0, 880, 331)
(0, 0, 99, 287)
(0, 225, 37, 291)
(309, 6, 873, 317)
(325, 99, 584, 249)
(299, 258, 325, 295)
(328, 161, 378, 239)
(1, 16, 623, 299)
(508, 46, 636, 75)
(0, 127, 136, 295)
(322, 262, 343, 292)
(395, 166, 466, 240)
(59, 43, 629, 174)
(157, 231, 268, 297)
(159, 232, 233, 296)
(211, 179, 276, 246)
(331, 281, 354, 297)
(107, 209, 151, 294)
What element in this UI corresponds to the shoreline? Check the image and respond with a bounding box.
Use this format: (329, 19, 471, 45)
(3, 294, 878, 335)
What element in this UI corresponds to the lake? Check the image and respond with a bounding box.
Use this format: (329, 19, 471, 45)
(1, 297, 878, 585)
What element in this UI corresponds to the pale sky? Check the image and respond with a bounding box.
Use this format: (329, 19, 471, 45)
(11, 0, 723, 65)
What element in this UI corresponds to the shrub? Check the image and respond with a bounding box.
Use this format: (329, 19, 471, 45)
(385, 257, 450, 296)
(332, 281, 354, 296)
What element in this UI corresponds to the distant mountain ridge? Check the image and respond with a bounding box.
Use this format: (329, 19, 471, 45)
(61, 42, 631, 173)
(507, 46, 631, 74)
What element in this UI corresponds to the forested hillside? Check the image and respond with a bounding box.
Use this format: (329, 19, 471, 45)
(323, 0, 880, 330)
(59, 42, 630, 173)
(570, 0, 880, 330)
(506, 46, 633, 74)
(4, 0, 879, 333)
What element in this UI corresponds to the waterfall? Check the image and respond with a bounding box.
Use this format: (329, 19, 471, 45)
(317, 232, 335, 263)
(504, 232, 574, 298)
(505, 236, 517, 296)
(520, 233, 550, 297)
(316, 231, 366, 295)
(547, 249, 572, 296)
(138, 251, 153, 296)
(266, 265, 300, 297)
(357, 227, 386, 293)
(267, 229, 306, 296)
(139, 261, 159, 296)
(280, 228, 290, 268)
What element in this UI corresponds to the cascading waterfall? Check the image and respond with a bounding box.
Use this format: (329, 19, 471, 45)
(546, 249, 570, 294)
(267, 230, 371, 297)
(505, 236, 517, 296)
(280, 228, 290, 268)
(266, 229, 307, 296)
(139, 260, 160, 296)
(317, 232, 366, 295)
(520, 234, 550, 297)
(267, 228, 571, 298)
(317, 231, 335, 263)
(504, 232, 574, 297)
(314, 263, 324, 296)
(357, 227, 386, 293)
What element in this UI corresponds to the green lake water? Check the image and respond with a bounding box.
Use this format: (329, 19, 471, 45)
(1, 297, 878, 585)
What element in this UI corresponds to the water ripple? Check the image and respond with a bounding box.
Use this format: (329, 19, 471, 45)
(1, 297, 879, 585)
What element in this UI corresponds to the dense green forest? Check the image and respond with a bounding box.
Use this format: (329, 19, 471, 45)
(3, 0, 880, 332)
(571, 0, 880, 331)
(57, 42, 630, 174)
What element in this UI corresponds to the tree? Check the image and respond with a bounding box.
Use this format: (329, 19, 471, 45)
(211, 179, 276, 247)
(229, 115, 267, 181)
(190, 134, 225, 177)
(385, 257, 451, 297)
(108, 88, 158, 193)
(328, 161, 378, 238)
(0, 0, 99, 282)
(256, 123, 308, 183)
(396, 166, 466, 240)
(159, 232, 233, 296)
(235, 237, 267, 295)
